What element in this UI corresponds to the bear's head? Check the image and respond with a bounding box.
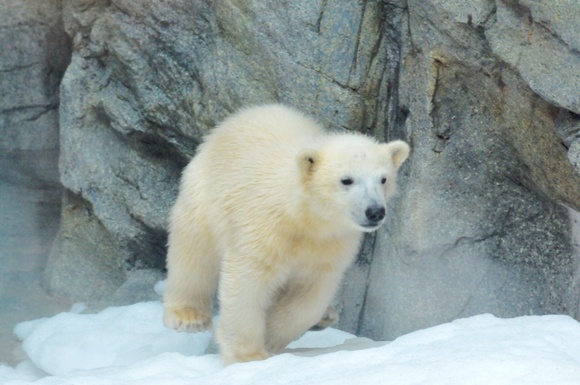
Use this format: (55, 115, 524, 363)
(298, 135, 410, 233)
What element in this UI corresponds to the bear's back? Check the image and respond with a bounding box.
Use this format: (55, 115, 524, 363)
(190, 105, 326, 238)
(196, 104, 323, 185)
(206, 104, 324, 156)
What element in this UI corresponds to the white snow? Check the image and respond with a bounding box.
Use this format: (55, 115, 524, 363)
(1, 301, 580, 385)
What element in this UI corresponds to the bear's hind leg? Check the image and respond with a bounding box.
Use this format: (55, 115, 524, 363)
(309, 305, 339, 331)
(216, 257, 283, 365)
(163, 211, 219, 333)
(265, 271, 342, 353)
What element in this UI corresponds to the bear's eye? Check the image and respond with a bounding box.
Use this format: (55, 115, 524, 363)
(341, 177, 354, 186)
(381, 177, 387, 184)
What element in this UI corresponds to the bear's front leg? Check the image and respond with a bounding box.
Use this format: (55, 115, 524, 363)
(216, 261, 281, 365)
(163, 208, 220, 333)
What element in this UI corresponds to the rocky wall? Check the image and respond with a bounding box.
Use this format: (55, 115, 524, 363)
(0, 0, 70, 152)
(41, 0, 580, 340)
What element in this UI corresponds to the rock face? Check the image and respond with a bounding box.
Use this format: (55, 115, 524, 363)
(41, 0, 579, 339)
(356, 0, 580, 339)
(0, 1, 72, 364)
(0, 0, 70, 151)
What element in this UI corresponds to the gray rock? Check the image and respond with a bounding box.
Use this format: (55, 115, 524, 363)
(0, 0, 70, 151)
(45, 191, 126, 301)
(362, 60, 578, 338)
(555, 110, 580, 174)
(485, 2, 580, 114)
(570, 141, 580, 174)
(522, 0, 580, 52)
(88, 269, 166, 312)
(352, 0, 580, 340)
(0, 150, 71, 365)
(427, 0, 496, 26)
(556, 110, 580, 148)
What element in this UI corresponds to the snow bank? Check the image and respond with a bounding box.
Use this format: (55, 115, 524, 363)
(13, 302, 211, 376)
(2, 301, 579, 385)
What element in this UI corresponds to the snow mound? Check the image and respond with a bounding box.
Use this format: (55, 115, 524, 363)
(2, 301, 580, 385)
(14, 302, 211, 377)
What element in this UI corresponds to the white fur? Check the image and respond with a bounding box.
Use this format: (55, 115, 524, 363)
(163, 104, 409, 365)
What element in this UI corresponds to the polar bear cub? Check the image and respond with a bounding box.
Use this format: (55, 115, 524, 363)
(163, 104, 409, 365)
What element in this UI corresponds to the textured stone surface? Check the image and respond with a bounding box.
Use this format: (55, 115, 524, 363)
(557, 110, 580, 174)
(0, 150, 71, 365)
(570, 141, 580, 174)
(45, 190, 126, 301)
(35, 0, 580, 340)
(351, 0, 580, 340)
(0, 0, 70, 151)
(361, 60, 577, 338)
(0, 0, 72, 364)
(486, 1, 580, 114)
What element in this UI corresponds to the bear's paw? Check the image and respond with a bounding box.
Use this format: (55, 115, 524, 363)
(163, 306, 212, 333)
(222, 348, 271, 365)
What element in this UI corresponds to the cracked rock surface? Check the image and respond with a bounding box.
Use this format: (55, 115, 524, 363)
(0, 0, 70, 151)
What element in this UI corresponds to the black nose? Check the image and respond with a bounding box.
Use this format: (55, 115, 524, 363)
(365, 206, 385, 222)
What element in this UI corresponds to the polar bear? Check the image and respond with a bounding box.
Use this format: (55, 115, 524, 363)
(163, 104, 409, 365)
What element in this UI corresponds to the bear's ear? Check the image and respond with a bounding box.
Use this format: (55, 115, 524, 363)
(297, 149, 319, 177)
(382, 140, 410, 169)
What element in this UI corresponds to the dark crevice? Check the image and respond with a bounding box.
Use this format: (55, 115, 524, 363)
(1, 104, 56, 115)
(347, 0, 367, 86)
(353, 0, 406, 334)
(0, 62, 42, 73)
(25, 104, 59, 122)
(93, 102, 192, 170)
(482, 1, 498, 27)
(430, 59, 450, 153)
(355, 232, 378, 336)
(123, 222, 168, 271)
(294, 60, 358, 92)
(555, 109, 580, 148)
(315, 0, 328, 34)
